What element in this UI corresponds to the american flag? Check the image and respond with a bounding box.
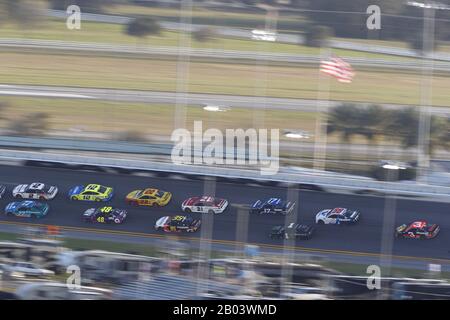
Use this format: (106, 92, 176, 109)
(320, 57, 355, 83)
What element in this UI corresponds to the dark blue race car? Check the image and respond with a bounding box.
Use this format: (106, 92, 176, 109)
(250, 198, 295, 215)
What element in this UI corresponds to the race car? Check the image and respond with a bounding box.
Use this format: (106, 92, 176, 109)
(154, 215, 201, 233)
(4, 200, 49, 218)
(270, 223, 314, 240)
(250, 198, 295, 215)
(83, 206, 127, 224)
(12, 182, 58, 200)
(395, 220, 440, 239)
(181, 196, 228, 214)
(68, 184, 114, 202)
(126, 188, 172, 207)
(0, 185, 5, 199)
(315, 207, 360, 225)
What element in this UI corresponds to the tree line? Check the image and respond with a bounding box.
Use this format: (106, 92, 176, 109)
(327, 103, 450, 157)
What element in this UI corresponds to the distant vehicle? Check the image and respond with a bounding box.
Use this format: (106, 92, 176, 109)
(83, 206, 127, 224)
(315, 208, 360, 225)
(12, 182, 58, 200)
(4, 200, 49, 218)
(395, 220, 440, 239)
(251, 29, 277, 41)
(270, 223, 314, 240)
(155, 215, 201, 233)
(3, 262, 54, 278)
(0, 185, 5, 199)
(280, 286, 330, 300)
(251, 198, 295, 215)
(182, 196, 228, 214)
(126, 188, 172, 207)
(68, 184, 114, 202)
(15, 282, 112, 300)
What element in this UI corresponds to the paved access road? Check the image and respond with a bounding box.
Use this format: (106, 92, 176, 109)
(0, 164, 448, 264)
(2, 84, 450, 115)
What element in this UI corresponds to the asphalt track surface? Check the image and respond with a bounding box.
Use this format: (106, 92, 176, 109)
(0, 164, 449, 263)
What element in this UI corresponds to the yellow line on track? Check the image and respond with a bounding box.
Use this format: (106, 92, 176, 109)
(1, 220, 449, 265)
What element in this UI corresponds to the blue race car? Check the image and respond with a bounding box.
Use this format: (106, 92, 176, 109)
(4, 200, 49, 218)
(250, 198, 295, 215)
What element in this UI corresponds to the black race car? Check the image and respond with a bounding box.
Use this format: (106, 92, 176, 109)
(395, 220, 440, 239)
(155, 215, 201, 233)
(251, 198, 295, 215)
(270, 223, 314, 240)
(83, 206, 127, 224)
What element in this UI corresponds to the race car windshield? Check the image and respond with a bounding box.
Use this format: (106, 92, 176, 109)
(183, 217, 194, 224)
(155, 190, 165, 198)
(98, 186, 107, 194)
(343, 210, 354, 217)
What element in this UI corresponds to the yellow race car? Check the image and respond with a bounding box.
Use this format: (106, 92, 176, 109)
(68, 184, 114, 202)
(125, 188, 172, 207)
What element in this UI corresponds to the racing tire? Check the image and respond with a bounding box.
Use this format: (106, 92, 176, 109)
(317, 220, 324, 225)
(71, 196, 78, 201)
(184, 208, 192, 214)
(30, 214, 37, 219)
(95, 198, 101, 202)
(6, 212, 13, 217)
(15, 194, 22, 199)
(114, 218, 121, 224)
(208, 210, 215, 214)
(39, 196, 45, 200)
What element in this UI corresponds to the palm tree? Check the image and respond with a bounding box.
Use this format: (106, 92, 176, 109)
(383, 108, 450, 160)
(428, 116, 450, 158)
(327, 103, 362, 169)
(357, 104, 387, 161)
(383, 108, 419, 161)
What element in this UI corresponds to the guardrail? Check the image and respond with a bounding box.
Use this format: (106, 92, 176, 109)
(1, 149, 450, 199)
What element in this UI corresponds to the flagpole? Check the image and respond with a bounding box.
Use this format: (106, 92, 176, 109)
(313, 46, 331, 171)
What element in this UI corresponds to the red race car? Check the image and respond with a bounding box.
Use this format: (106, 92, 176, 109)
(395, 220, 440, 239)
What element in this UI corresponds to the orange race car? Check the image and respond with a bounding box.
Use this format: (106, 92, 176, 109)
(125, 188, 172, 207)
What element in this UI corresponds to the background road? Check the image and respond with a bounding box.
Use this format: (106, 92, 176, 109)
(2, 84, 450, 115)
(0, 164, 448, 263)
(47, 9, 450, 62)
(1, 38, 447, 72)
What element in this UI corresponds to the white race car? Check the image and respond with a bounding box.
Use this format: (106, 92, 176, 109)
(315, 207, 360, 225)
(12, 182, 58, 200)
(181, 196, 228, 214)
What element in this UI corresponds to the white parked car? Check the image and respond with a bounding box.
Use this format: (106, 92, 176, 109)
(13, 182, 58, 200)
(251, 29, 277, 41)
(4, 262, 55, 278)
